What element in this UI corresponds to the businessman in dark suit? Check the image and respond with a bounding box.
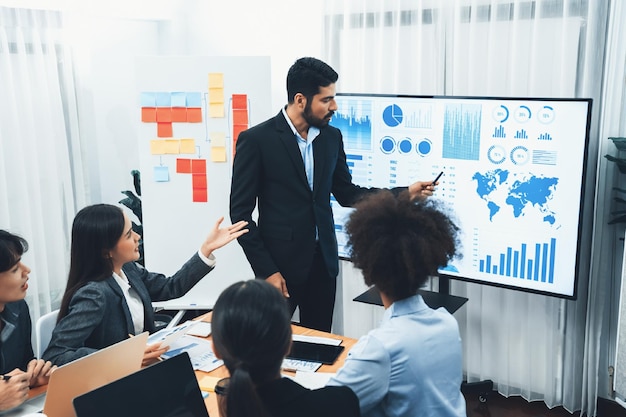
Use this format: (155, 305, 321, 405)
(230, 57, 435, 332)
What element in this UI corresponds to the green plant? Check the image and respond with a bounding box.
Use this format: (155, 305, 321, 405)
(119, 170, 144, 265)
(605, 138, 626, 224)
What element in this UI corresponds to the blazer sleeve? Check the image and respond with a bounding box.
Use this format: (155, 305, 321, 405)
(129, 252, 214, 302)
(229, 127, 280, 278)
(42, 285, 106, 366)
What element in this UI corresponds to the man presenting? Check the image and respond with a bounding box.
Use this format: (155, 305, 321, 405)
(230, 57, 435, 332)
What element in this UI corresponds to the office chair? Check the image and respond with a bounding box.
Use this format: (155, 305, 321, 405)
(35, 309, 59, 358)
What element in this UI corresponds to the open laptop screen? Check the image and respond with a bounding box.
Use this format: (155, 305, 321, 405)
(72, 352, 209, 417)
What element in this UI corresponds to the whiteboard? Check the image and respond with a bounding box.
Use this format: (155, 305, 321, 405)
(134, 56, 272, 308)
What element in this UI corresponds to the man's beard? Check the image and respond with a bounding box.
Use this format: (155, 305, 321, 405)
(303, 102, 334, 128)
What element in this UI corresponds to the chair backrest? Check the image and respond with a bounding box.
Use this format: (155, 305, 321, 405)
(35, 309, 59, 358)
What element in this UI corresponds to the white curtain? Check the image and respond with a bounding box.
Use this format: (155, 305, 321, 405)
(0, 7, 86, 325)
(323, 0, 614, 414)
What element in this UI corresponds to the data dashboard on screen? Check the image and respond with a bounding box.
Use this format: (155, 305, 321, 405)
(330, 94, 591, 299)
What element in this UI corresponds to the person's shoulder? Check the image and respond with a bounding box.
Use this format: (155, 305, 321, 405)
(304, 385, 360, 415)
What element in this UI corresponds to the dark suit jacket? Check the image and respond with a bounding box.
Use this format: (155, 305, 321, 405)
(230, 111, 396, 285)
(0, 300, 35, 373)
(42, 253, 213, 366)
(257, 377, 360, 417)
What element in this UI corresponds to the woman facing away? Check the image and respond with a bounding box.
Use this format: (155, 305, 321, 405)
(0, 230, 55, 411)
(327, 190, 466, 417)
(211, 279, 360, 417)
(42, 203, 247, 366)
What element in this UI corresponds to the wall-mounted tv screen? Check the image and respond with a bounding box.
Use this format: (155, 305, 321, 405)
(330, 94, 592, 299)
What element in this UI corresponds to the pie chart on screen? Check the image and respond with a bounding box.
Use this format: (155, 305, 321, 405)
(383, 104, 403, 127)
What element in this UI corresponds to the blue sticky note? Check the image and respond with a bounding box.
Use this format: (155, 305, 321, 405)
(186, 92, 202, 107)
(153, 166, 170, 182)
(140, 92, 156, 107)
(156, 92, 171, 107)
(171, 92, 187, 107)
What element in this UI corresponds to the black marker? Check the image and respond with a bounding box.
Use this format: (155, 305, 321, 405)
(432, 171, 444, 185)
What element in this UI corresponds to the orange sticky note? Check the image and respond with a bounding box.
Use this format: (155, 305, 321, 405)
(232, 94, 247, 110)
(142, 107, 157, 122)
(233, 109, 248, 125)
(191, 159, 207, 174)
(157, 122, 173, 138)
(192, 173, 207, 189)
(176, 158, 192, 173)
(171, 107, 187, 122)
(233, 125, 247, 141)
(187, 108, 203, 123)
(156, 107, 172, 122)
(193, 188, 208, 203)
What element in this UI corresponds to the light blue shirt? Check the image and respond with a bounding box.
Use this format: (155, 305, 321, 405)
(282, 107, 320, 191)
(328, 294, 466, 417)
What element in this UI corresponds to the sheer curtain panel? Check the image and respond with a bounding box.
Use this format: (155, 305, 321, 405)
(0, 7, 86, 326)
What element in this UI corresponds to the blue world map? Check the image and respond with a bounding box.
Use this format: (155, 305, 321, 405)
(472, 169, 559, 225)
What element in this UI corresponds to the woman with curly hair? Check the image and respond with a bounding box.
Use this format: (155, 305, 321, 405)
(327, 190, 466, 417)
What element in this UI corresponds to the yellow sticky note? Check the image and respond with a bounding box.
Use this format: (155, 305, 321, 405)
(150, 140, 166, 155)
(210, 132, 226, 147)
(208, 73, 224, 88)
(209, 88, 224, 104)
(164, 139, 180, 154)
(180, 139, 196, 154)
(211, 146, 227, 162)
(209, 104, 224, 118)
(198, 375, 221, 392)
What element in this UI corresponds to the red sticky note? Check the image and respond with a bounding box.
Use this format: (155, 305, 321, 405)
(191, 159, 207, 174)
(176, 158, 192, 174)
(157, 122, 173, 138)
(193, 188, 208, 203)
(141, 107, 157, 122)
(187, 108, 203, 123)
(232, 94, 247, 109)
(192, 173, 207, 189)
(233, 109, 248, 125)
(156, 107, 172, 122)
(171, 107, 187, 122)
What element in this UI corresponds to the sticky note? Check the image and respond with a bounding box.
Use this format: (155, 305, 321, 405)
(141, 107, 157, 123)
(187, 108, 203, 123)
(157, 122, 173, 138)
(156, 92, 171, 107)
(208, 73, 224, 88)
(198, 375, 221, 392)
(211, 147, 227, 162)
(209, 104, 224, 118)
(233, 109, 248, 125)
(171, 107, 187, 122)
(232, 94, 247, 109)
(150, 140, 166, 155)
(191, 159, 207, 174)
(171, 92, 187, 107)
(192, 173, 207, 189)
(210, 132, 226, 147)
(156, 107, 172, 122)
(186, 92, 202, 107)
(164, 139, 180, 154)
(140, 92, 157, 107)
(193, 188, 208, 203)
(180, 139, 196, 154)
(153, 166, 169, 182)
(176, 158, 192, 174)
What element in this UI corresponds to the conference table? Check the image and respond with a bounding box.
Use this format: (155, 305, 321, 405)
(192, 311, 357, 416)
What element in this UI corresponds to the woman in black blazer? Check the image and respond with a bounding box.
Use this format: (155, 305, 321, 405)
(42, 204, 247, 366)
(211, 279, 360, 417)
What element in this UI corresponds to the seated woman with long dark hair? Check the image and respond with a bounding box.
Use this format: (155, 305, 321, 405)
(327, 190, 466, 417)
(211, 279, 360, 417)
(43, 203, 247, 366)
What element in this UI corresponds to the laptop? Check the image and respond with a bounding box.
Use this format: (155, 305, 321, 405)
(73, 352, 209, 417)
(0, 332, 148, 417)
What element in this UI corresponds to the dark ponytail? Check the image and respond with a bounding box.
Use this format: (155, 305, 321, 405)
(212, 280, 292, 417)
